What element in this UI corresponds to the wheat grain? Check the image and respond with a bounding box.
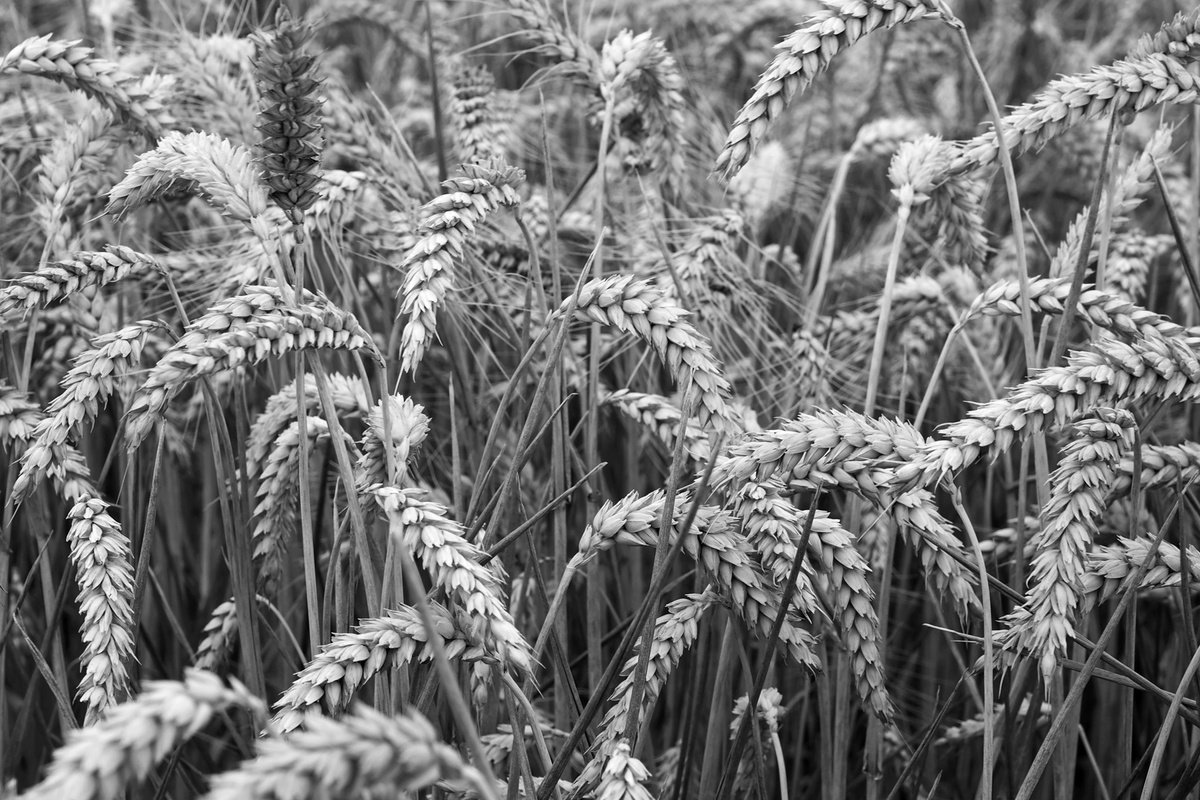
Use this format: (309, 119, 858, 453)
(66, 496, 136, 724)
(998, 408, 1136, 681)
(203, 704, 485, 800)
(20, 670, 265, 800)
(715, 0, 940, 180)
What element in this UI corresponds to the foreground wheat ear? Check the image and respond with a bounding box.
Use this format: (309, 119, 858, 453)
(715, 0, 940, 180)
(20, 671, 265, 800)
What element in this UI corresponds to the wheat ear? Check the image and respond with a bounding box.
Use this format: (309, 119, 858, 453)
(203, 704, 486, 800)
(715, 0, 939, 180)
(576, 490, 821, 667)
(122, 287, 378, 449)
(19, 670, 265, 800)
(355, 394, 431, 490)
(1110, 441, 1200, 497)
(372, 486, 533, 674)
(65, 497, 136, 725)
(396, 163, 525, 375)
(271, 602, 479, 733)
(1, 382, 96, 503)
(999, 408, 1136, 681)
(33, 103, 115, 256)
(0, 34, 174, 139)
(594, 740, 657, 800)
(1083, 536, 1200, 609)
(0, 248, 157, 320)
(553, 275, 740, 433)
(953, 50, 1200, 175)
(573, 591, 716, 791)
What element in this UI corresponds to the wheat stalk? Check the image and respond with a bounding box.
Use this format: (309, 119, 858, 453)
(19, 670, 265, 800)
(203, 704, 486, 800)
(715, 0, 940, 180)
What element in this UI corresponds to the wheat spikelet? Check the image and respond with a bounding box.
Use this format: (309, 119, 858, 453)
(20, 669, 265, 800)
(573, 591, 716, 791)
(998, 408, 1136, 681)
(355, 394, 431, 490)
(66, 496, 136, 724)
(953, 51, 1200, 176)
(253, 12, 324, 223)
(595, 740, 657, 800)
(105, 131, 269, 233)
(194, 598, 241, 671)
(597, 30, 687, 186)
(33, 102, 115, 256)
(271, 603, 479, 733)
(203, 704, 485, 800)
(576, 490, 821, 667)
(251, 418, 336, 600)
(0, 34, 174, 139)
(122, 287, 378, 449)
(715, 0, 940, 180)
(396, 163, 525, 375)
(554, 275, 740, 433)
(372, 486, 533, 674)
(714, 410, 979, 612)
(0, 247, 157, 320)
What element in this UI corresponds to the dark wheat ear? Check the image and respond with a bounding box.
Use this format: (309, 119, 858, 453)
(253, 10, 325, 224)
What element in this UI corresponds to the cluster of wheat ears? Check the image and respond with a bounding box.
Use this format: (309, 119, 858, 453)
(8, 0, 1200, 797)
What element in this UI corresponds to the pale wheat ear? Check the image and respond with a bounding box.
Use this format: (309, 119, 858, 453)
(0, 34, 174, 139)
(715, 0, 941, 181)
(19, 670, 266, 800)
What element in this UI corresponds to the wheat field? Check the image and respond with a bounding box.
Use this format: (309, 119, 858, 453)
(5, 0, 1200, 797)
